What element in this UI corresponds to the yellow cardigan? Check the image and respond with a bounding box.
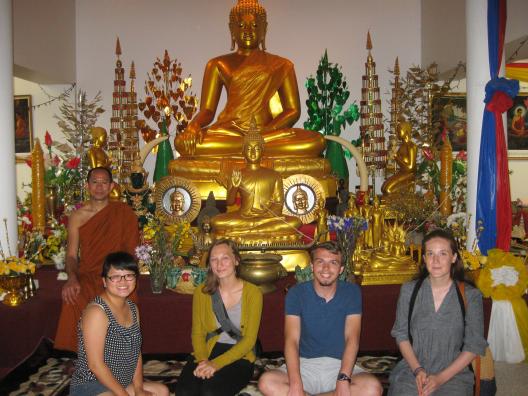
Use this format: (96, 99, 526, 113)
(191, 280, 263, 369)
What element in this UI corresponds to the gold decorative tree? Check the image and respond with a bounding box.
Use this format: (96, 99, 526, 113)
(108, 37, 140, 185)
(137, 50, 197, 144)
(359, 31, 386, 192)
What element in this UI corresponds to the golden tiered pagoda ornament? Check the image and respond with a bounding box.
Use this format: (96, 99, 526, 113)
(108, 37, 140, 186)
(360, 31, 387, 193)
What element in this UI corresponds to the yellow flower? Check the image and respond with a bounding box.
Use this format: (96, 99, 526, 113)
(462, 250, 481, 270)
(477, 248, 528, 300)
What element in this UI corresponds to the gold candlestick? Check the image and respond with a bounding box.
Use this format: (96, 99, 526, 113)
(439, 134, 453, 216)
(31, 140, 46, 232)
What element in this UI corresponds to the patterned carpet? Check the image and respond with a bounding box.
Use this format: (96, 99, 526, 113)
(0, 341, 398, 395)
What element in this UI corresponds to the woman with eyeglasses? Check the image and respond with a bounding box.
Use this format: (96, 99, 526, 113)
(70, 252, 168, 396)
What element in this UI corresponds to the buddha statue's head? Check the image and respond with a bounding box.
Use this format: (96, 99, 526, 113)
(229, 0, 267, 51)
(90, 127, 107, 147)
(170, 189, 185, 214)
(242, 122, 265, 164)
(292, 185, 309, 214)
(396, 121, 412, 141)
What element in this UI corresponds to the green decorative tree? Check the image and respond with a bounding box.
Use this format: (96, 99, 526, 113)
(304, 50, 360, 181)
(153, 117, 174, 182)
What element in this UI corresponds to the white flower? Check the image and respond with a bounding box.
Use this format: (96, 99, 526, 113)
(491, 266, 519, 287)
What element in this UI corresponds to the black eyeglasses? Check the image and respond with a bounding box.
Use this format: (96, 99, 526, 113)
(106, 273, 137, 283)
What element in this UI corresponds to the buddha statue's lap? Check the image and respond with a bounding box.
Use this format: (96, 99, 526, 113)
(170, 0, 327, 184)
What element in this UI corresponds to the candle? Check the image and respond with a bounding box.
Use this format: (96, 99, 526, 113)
(31, 140, 46, 231)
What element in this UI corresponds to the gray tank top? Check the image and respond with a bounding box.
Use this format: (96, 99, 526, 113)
(217, 300, 242, 344)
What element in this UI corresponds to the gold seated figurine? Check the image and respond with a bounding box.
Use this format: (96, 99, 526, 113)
(168, 0, 333, 198)
(381, 120, 417, 196)
(211, 122, 301, 245)
(86, 127, 121, 200)
(358, 221, 417, 285)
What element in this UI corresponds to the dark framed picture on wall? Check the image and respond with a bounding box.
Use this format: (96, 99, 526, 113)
(431, 93, 467, 152)
(14, 95, 33, 154)
(507, 92, 528, 159)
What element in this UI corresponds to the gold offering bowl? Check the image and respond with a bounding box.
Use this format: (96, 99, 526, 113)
(240, 253, 286, 294)
(0, 275, 26, 307)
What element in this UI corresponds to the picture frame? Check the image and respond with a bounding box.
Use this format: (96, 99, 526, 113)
(282, 174, 325, 224)
(431, 93, 467, 152)
(14, 95, 33, 154)
(154, 176, 201, 224)
(507, 92, 528, 160)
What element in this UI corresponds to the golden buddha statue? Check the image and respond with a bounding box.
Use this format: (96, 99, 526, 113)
(314, 197, 330, 242)
(359, 221, 417, 285)
(381, 120, 417, 196)
(169, 0, 332, 199)
(211, 123, 301, 243)
(370, 196, 385, 249)
(87, 127, 111, 169)
(86, 127, 121, 200)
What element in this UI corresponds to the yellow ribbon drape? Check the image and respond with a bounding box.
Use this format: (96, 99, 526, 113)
(506, 63, 528, 83)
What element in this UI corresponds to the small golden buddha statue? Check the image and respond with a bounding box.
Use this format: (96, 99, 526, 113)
(170, 189, 185, 216)
(370, 222, 412, 267)
(86, 127, 121, 200)
(314, 197, 330, 242)
(344, 194, 360, 218)
(211, 122, 301, 243)
(87, 127, 111, 169)
(381, 120, 417, 196)
(370, 196, 385, 249)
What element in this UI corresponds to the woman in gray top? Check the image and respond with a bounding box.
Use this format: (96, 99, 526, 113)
(70, 252, 168, 396)
(389, 229, 487, 396)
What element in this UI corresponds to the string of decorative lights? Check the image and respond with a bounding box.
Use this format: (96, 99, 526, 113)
(31, 83, 76, 110)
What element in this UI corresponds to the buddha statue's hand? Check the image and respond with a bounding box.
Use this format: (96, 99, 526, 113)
(231, 169, 242, 188)
(179, 122, 204, 155)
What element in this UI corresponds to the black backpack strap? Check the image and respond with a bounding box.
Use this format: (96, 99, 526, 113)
(408, 277, 425, 345)
(207, 290, 242, 342)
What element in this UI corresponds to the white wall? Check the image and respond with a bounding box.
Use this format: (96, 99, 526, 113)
(13, 0, 76, 83)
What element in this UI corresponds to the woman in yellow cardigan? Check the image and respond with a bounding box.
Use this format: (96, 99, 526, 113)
(175, 239, 263, 396)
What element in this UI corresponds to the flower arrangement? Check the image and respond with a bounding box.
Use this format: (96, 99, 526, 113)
(0, 219, 36, 276)
(477, 249, 528, 301)
(327, 215, 368, 275)
(136, 217, 190, 290)
(25, 131, 82, 207)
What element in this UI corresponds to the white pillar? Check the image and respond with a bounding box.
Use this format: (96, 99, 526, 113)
(0, 0, 18, 256)
(466, 0, 489, 250)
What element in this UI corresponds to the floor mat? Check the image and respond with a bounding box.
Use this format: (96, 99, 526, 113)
(3, 352, 398, 395)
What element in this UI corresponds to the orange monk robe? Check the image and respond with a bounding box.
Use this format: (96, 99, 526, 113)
(54, 201, 139, 352)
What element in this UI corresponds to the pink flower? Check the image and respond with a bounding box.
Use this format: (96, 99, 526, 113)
(65, 157, 81, 169)
(44, 131, 53, 147)
(52, 155, 60, 167)
(456, 151, 467, 161)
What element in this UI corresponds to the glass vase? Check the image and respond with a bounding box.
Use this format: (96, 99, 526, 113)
(149, 270, 166, 294)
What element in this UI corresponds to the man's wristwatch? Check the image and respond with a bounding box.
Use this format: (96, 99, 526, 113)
(336, 372, 352, 383)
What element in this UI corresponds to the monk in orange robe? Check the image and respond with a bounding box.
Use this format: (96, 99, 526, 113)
(54, 167, 139, 352)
